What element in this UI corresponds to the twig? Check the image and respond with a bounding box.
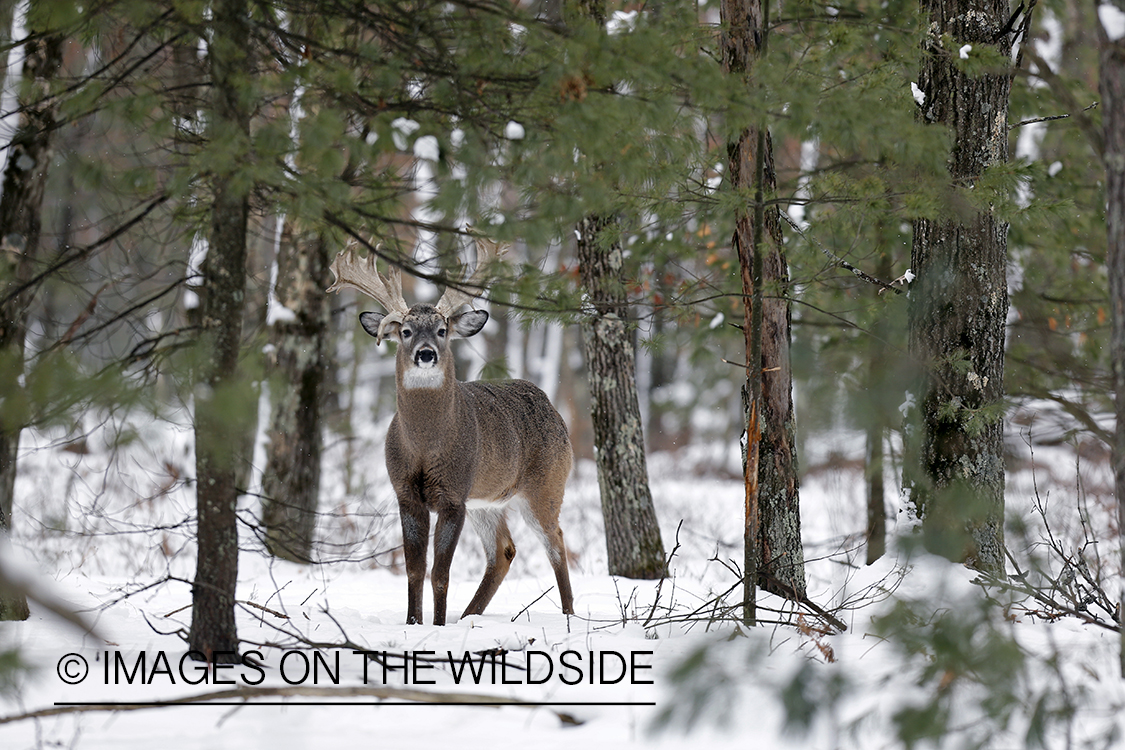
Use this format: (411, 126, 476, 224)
(240, 600, 290, 620)
(1009, 102, 1099, 131)
(779, 211, 903, 294)
(644, 521, 683, 628)
(510, 588, 554, 622)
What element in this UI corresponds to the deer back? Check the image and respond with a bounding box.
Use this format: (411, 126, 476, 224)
(457, 379, 572, 502)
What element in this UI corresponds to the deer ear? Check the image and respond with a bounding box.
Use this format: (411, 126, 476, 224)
(359, 311, 388, 339)
(450, 309, 488, 338)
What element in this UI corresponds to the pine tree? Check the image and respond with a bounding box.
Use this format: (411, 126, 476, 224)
(578, 216, 667, 579)
(1097, 0, 1125, 676)
(568, 0, 666, 580)
(906, 0, 1013, 573)
(0, 2, 63, 621)
(188, 0, 254, 661)
(720, 0, 806, 617)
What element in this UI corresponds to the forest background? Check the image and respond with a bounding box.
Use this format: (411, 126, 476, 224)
(0, 0, 1123, 746)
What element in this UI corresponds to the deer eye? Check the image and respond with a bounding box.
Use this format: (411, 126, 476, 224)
(437, 328, 447, 338)
(401, 329, 412, 339)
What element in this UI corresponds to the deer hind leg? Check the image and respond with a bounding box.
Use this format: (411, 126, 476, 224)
(461, 506, 516, 618)
(519, 495, 575, 615)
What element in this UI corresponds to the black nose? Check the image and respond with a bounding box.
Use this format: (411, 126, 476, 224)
(415, 348, 436, 365)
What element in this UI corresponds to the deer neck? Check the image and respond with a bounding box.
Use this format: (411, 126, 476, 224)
(395, 355, 460, 435)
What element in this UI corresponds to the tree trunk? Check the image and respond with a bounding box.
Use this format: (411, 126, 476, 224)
(569, 0, 665, 580)
(189, 0, 252, 662)
(907, 0, 1011, 574)
(865, 250, 894, 565)
(721, 0, 806, 610)
(578, 215, 667, 579)
(1098, 13, 1125, 678)
(262, 222, 330, 562)
(0, 12, 63, 622)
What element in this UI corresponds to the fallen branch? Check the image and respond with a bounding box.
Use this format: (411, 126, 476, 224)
(0, 685, 586, 727)
(758, 571, 848, 633)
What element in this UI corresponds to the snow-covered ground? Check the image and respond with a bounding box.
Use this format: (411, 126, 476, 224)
(1, 408, 1123, 749)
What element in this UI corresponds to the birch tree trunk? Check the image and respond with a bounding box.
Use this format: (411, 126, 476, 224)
(907, 0, 1011, 573)
(189, 0, 253, 661)
(1097, 7, 1125, 677)
(262, 223, 330, 562)
(0, 10, 63, 621)
(721, 0, 806, 611)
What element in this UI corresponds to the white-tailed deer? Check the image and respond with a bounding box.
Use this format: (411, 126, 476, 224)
(327, 238, 575, 625)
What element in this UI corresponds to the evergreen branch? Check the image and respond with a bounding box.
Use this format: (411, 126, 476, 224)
(779, 211, 903, 294)
(1008, 388, 1113, 445)
(0, 194, 171, 309)
(1020, 50, 1104, 157)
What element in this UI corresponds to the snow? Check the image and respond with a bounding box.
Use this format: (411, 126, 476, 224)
(182, 234, 209, 311)
(504, 121, 525, 140)
(266, 298, 298, 325)
(0, 0, 28, 184)
(959, 43, 972, 59)
(607, 10, 638, 35)
(788, 138, 820, 228)
(413, 134, 440, 162)
(391, 118, 420, 135)
(910, 82, 925, 106)
(898, 390, 915, 417)
(1100, 3, 1125, 41)
(1, 401, 1123, 748)
(391, 118, 420, 151)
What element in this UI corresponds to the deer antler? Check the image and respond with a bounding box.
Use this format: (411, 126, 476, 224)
(435, 234, 509, 316)
(327, 243, 410, 343)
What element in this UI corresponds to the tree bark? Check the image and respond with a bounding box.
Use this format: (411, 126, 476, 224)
(578, 216, 667, 579)
(907, 0, 1011, 574)
(1098, 10, 1125, 678)
(865, 250, 894, 565)
(721, 0, 806, 609)
(189, 0, 252, 662)
(568, 0, 665, 580)
(262, 222, 330, 563)
(0, 12, 63, 621)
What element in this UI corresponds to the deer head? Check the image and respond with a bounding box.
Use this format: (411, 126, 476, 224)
(328, 236, 505, 340)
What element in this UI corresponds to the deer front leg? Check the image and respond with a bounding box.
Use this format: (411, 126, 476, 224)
(430, 501, 466, 625)
(397, 494, 430, 625)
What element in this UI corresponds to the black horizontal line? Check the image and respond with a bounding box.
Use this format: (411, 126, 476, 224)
(54, 701, 656, 708)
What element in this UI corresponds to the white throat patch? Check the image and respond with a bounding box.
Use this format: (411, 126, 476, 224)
(402, 366, 445, 390)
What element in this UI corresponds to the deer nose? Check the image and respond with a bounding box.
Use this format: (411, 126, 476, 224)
(414, 347, 436, 367)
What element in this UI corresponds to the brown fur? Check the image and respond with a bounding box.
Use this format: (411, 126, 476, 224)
(361, 304, 574, 625)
